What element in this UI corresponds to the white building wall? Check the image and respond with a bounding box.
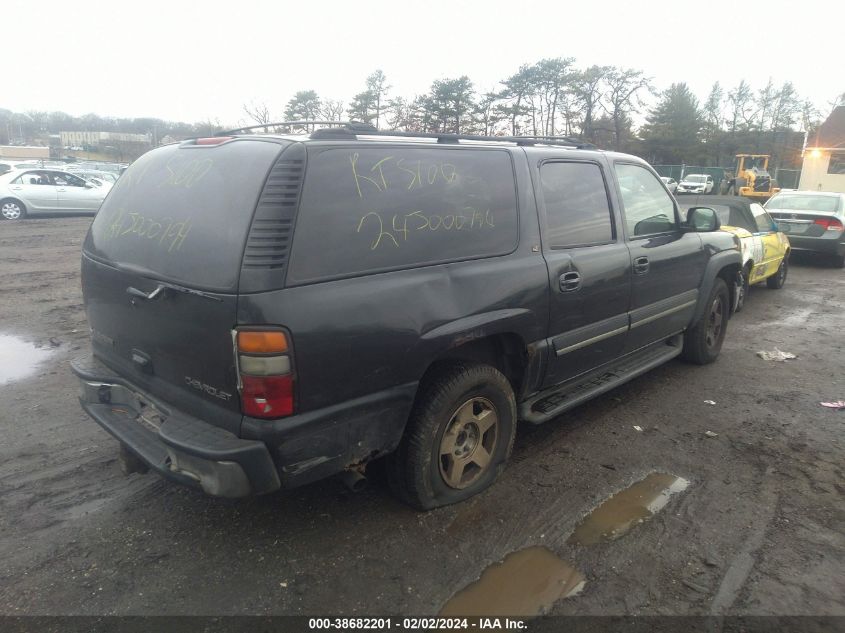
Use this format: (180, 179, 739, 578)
(799, 151, 845, 193)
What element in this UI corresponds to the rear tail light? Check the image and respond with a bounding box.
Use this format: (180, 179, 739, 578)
(814, 218, 844, 232)
(236, 329, 294, 419)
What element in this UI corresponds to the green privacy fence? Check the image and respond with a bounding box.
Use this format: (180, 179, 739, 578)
(773, 169, 800, 189)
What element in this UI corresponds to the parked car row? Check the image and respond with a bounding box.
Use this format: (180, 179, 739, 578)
(0, 167, 113, 219)
(679, 195, 790, 311)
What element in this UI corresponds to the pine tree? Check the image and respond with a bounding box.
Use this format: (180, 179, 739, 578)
(640, 83, 703, 164)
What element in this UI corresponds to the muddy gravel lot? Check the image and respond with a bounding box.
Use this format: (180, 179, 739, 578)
(0, 217, 843, 618)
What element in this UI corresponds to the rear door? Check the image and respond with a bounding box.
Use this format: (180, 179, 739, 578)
(748, 203, 780, 280)
(537, 158, 631, 387)
(82, 138, 287, 433)
(614, 162, 705, 353)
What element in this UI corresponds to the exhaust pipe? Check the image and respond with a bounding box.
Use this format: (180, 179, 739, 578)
(339, 469, 367, 493)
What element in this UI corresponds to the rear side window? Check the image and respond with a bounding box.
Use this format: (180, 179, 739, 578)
(287, 147, 518, 284)
(540, 161, 614, 248)
(85, 140, 285, 292)
(750, 203, 774, 232)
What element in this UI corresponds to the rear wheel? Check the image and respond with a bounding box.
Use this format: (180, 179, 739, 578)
(682, 278, 729, 365)
(387, 363, 516, 510)
(832, 254, 845, 269)
(1, 199, 26, 220)
(766, 258, 788, 289)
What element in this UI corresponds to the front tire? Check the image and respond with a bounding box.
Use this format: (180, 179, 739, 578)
(1, 199, 26, 220)
(766, 258, 788, 289)
(682, 278, 729, 365)
(387, 363, 516, 510)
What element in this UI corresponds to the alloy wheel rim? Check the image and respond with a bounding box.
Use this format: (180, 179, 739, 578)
(439, 397, 498, 490)
(705, 296, 724, 348)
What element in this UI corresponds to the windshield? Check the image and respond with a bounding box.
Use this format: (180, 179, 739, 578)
(685, 175, 706, 183)
(766, 195, 839, 213)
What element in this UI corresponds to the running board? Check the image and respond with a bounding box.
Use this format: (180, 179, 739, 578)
(520, 336, 683, 424)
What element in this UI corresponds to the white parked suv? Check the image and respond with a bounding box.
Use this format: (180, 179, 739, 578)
(677, 174, 714, 194)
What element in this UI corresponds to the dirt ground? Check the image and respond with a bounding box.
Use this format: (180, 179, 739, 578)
(0, 216, 843, 617)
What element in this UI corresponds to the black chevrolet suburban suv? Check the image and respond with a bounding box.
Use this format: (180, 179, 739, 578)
(72, 124, 741, 509)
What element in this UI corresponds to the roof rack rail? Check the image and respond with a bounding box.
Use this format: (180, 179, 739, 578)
(347, 129, 595, 149)
(215, 121, 374, 136)
(216, 121, 595, 149)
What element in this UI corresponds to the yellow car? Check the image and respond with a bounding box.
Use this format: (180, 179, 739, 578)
(682, 195, 790, 312)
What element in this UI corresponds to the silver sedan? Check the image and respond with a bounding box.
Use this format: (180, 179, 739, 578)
(0, 169, 110, 220)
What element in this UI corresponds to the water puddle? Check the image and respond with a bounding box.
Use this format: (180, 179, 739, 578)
(567, 472, 689, 546)
(0, 335, 53, 385)
(439, 546, 585, 616)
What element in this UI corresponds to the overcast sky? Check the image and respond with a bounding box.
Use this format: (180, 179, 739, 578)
(7, 0, 839, 126)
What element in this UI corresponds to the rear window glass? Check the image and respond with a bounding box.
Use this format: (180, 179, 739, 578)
(85, 140, 284, 292)
(766, 195, 839, 212)
(287, 147, 518, 283)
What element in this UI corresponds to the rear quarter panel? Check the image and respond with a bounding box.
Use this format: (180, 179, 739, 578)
(237, 148, 549, 413)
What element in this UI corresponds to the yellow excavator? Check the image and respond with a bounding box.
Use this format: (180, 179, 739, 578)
(722, 154, 781, 201)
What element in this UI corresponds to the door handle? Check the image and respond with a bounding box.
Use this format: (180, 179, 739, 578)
(10, 186, 22, 190)
(559, 271, 582, 292)
(633, 256, 650, 275)
(56, 188, 66, 192)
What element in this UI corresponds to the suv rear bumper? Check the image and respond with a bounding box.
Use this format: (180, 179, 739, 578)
(71, 353, 281, 498)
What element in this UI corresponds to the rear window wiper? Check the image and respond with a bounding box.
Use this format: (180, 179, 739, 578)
(125, 280, 223, 303)
(112, 261, 225, 302)
(126, 281, 223, 301)
(126, 281, 223, 302)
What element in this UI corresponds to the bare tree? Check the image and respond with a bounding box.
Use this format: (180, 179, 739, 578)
(320, 99, 345, 122)
(602, 68, 652, 150)
(770, 82, 801, 131)
(242, 101, 273, 126)
(702, 82, 724, 141)
(727, 80, 754, 132)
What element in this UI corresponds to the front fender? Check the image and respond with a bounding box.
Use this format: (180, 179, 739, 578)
(690, 249, 742, 327)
